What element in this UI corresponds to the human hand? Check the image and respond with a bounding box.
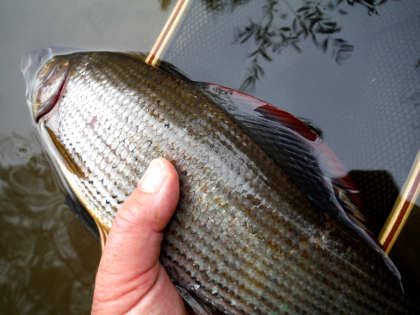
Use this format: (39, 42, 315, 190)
(91, 158, 187, 314)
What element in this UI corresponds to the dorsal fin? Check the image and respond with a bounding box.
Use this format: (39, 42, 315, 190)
(157, 60, 192, 82)
(255, 104, 318, 141)
(194, 82, 364, 218)
(193, 82, 402, 286)
(123, 52, 147, 62)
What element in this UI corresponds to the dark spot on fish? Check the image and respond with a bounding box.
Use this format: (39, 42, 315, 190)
(105, 200, 110, 204)
(181, 170, 187, 176)
(117, 200, 123, 204)
(164, 122, 170, 128)
(96, 191, 100, 195)
(145, 140, 152, 147)
(111, 195, 117, 199)
(88, 180, 93, 184)
(18, 147, 27, 153)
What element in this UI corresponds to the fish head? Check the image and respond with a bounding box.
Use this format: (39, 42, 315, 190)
(21, 49, 114, 244)
(22, 49, 149, 124)
(20, 50, 152, 238)
(22, 49, 72, 122)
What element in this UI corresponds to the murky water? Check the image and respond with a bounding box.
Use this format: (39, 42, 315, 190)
(0, 1, 173, 313)
(1, 0, 419, 313)
(0, 135, 99, 314)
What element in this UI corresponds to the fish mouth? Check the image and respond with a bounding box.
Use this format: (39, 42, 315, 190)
(21, 48, 70, 122)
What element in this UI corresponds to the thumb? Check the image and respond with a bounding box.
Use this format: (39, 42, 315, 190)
(92, 158, 186, 314)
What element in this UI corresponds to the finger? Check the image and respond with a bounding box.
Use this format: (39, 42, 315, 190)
(102, 157, 179, 275)
(93, 158, 183, 313)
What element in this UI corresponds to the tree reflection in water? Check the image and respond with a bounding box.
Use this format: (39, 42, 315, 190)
(161, 0, 395, 90)
(229, 0, 392, 90)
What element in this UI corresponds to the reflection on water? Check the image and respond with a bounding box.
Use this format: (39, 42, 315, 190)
(409, 59, 420, 129)
(349, 169, 399, 236)
(230, 0, 391, 90)
(391, 203, 420, 299)
(201, 0, 388, 15)
(348, 168, 420, 298)
(164, 0, 394, 90)
(0, 134, 100, 314)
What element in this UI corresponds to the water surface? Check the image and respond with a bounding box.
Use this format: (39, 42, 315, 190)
(0, 1, 174, 313)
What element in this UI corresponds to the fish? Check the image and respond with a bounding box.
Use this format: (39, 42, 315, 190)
(22, 49, 416, 314)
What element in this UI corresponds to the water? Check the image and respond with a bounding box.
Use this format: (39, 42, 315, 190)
(164, 0, 420, 295)
(166, 0, 420, 191)
(1, 0, 419, 313)
(0, 1, 174, 313)
(0, 135, 99, 314)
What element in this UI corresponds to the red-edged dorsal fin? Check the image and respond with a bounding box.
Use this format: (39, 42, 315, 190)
(255, 102, 372, 233)
(193, 81, 402, 284)
(187, 81, 402, 286)
(198, 82, 361, 194)
(255, 104, 318, 141)
(196, 84, 372, 233)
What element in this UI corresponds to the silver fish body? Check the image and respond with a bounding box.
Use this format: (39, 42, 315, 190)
(24, 51, 415, 314)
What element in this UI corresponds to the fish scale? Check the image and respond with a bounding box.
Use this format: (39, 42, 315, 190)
(25, 52, 418, 314)
(79, 56, 390, 312)
(159, 134, 314, 314)
(166, 216, 319, 313)
(172, 172, 360, 314)
(133, 67, 378, 312)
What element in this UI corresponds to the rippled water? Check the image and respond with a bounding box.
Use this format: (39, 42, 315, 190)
(0, 135, 100, 314)
(0, 1, 173, 313)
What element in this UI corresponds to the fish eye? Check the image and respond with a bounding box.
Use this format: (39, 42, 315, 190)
(32, 57, 69, 121)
